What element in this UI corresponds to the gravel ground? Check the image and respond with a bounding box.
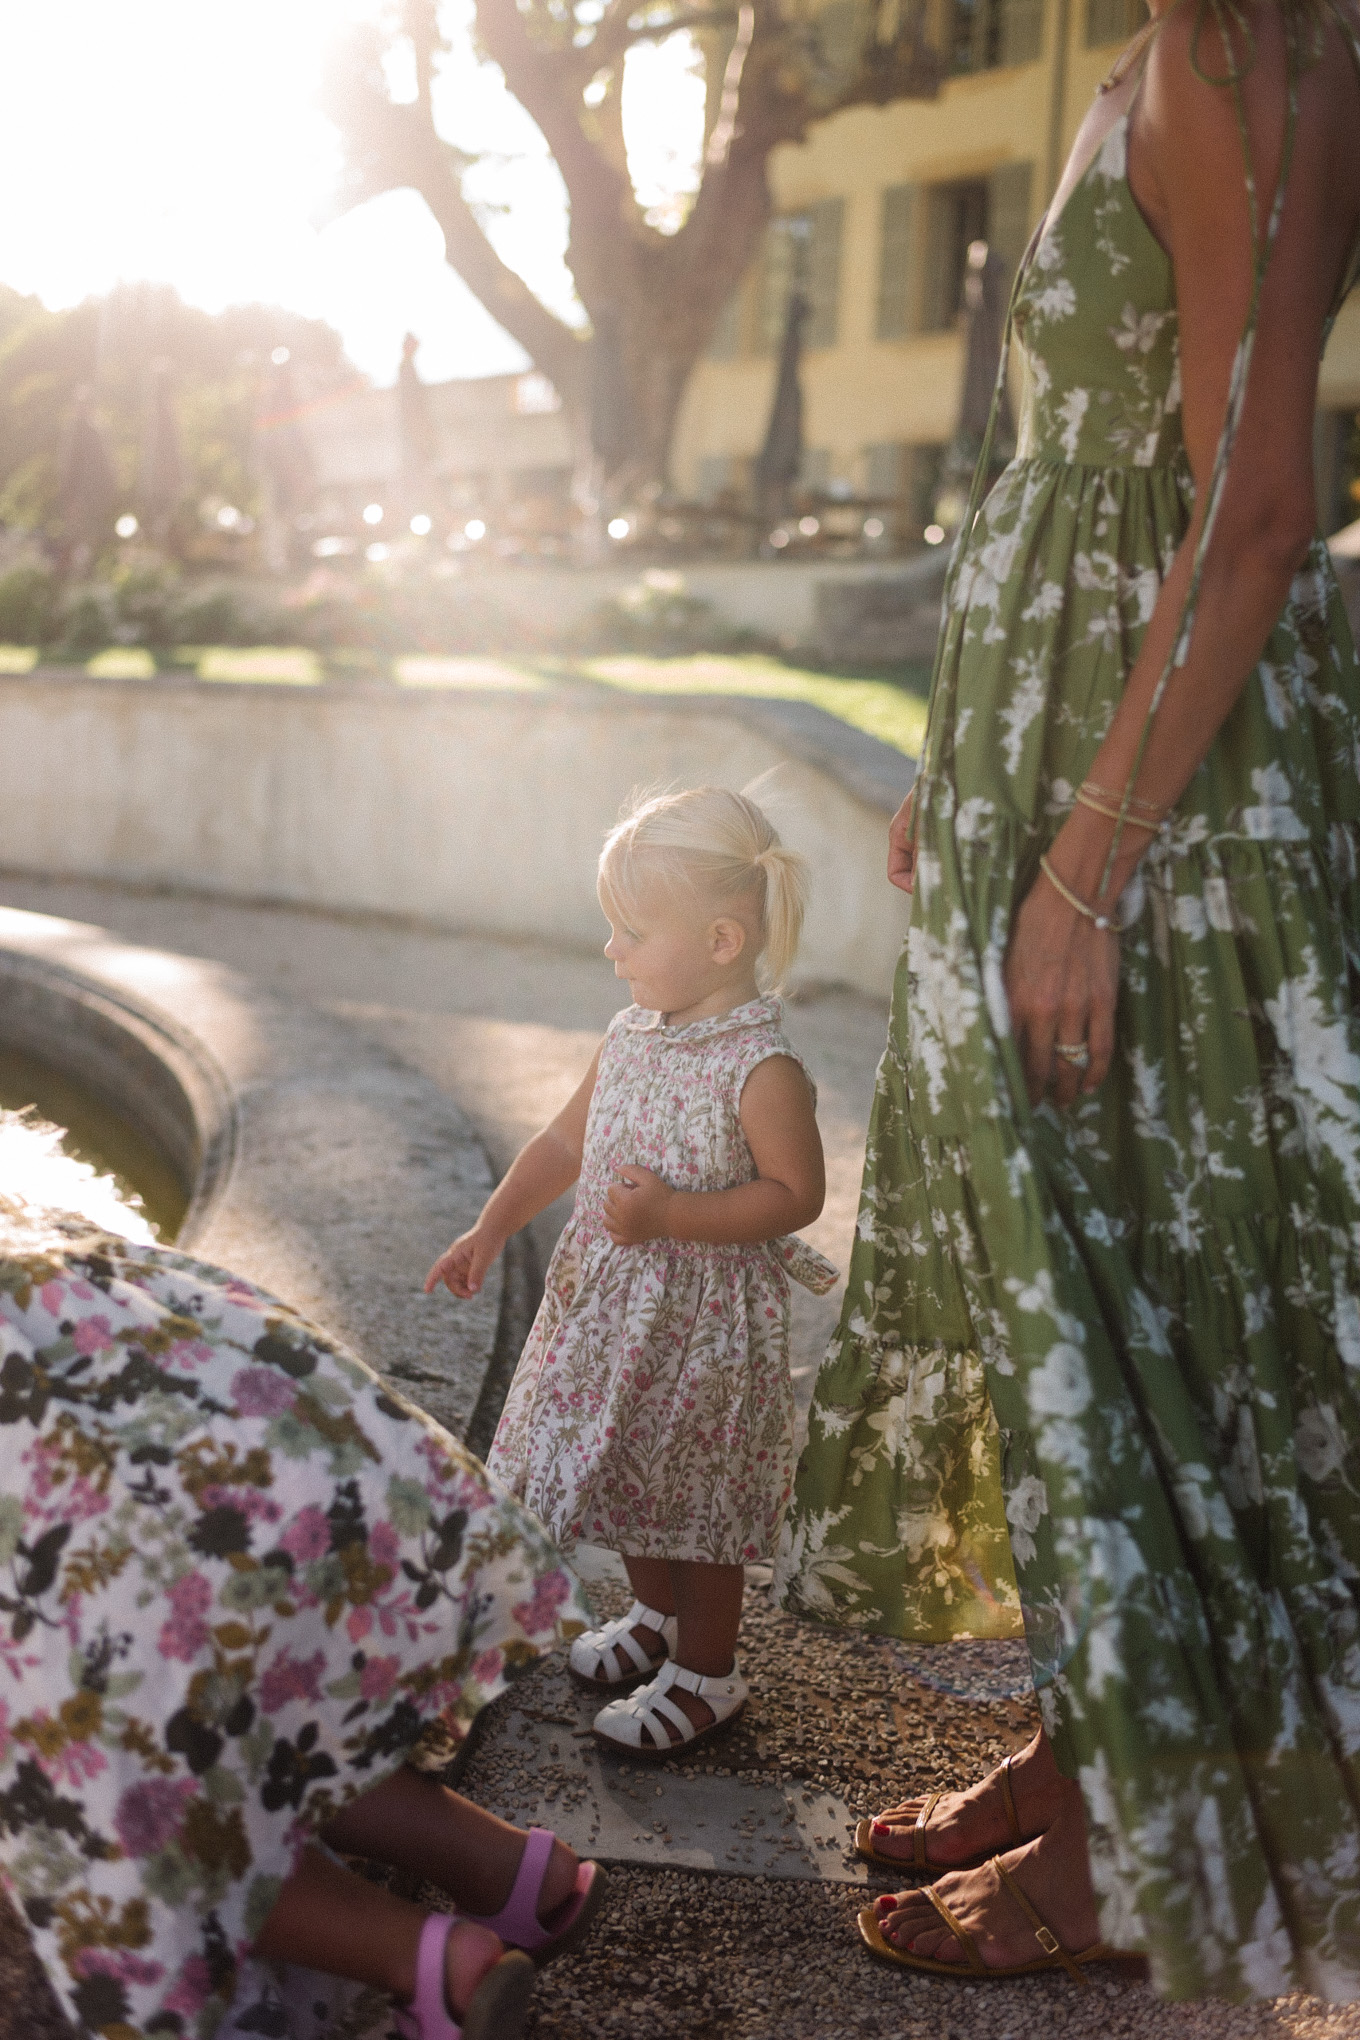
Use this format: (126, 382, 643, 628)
(442, 1576, 1360, 2040)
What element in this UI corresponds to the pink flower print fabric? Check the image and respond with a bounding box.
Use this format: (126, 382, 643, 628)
(488, 996, 836, 1563)
(0, 1231, 587, 2039)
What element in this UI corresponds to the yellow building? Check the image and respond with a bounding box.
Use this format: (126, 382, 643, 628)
(672, 0, 1360, 537)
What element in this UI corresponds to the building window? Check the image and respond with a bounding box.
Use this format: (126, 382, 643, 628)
(919, 163, 1033, 333)
(757, 198, 845, 353)
(1086, 0, 1142, 43)
(951, 0, 1044, 72)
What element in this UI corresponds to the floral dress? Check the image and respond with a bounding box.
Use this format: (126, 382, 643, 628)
(0, 1213, 588, 2040)
(488, 998, 836, 1566)
(778, 24, 1360, 2007)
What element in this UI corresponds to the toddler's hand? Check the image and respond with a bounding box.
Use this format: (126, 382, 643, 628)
(604, 1167, 674, 1245)
(424, 1228, 500, 1299)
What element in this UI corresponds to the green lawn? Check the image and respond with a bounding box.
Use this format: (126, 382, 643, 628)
(566, 654, 931, 758)
(0, 645, 930, 756)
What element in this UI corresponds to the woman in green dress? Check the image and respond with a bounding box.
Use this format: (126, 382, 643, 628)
(775, 0, 1360, 1999)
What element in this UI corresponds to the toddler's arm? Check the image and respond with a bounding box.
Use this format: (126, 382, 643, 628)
(424, 1044, 602, 1299)
(603, 1054, 824, 1248)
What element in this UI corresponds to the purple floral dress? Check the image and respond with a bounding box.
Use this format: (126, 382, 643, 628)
(487, 997, 836, 1566)
(0, 1220, 587, 2040)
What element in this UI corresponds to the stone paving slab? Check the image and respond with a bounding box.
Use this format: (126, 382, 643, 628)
(479, 1707, 869, 1883)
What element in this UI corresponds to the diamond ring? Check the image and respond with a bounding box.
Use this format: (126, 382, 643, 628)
(1053, 1042, 1091, 1069)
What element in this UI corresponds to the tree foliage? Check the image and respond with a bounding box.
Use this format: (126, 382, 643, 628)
(0, 282, 353, 554)
(324, 0, 940, 488)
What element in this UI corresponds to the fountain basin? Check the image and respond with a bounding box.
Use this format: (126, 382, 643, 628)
(0, 907, 509, 1441)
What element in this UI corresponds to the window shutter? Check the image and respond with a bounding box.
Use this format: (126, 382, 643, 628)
(1000, 0, 1044, 64)
(986, 161, 1034, 286)
(922, 186, 959, 332)
(877, 185, 918, 340)
(757, 219, 799, 355)
(805, 198, 845, 349)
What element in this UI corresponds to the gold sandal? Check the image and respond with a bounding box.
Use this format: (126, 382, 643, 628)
(853, 1751, 1024, 1873)
(857, 1853, 1118, 1984)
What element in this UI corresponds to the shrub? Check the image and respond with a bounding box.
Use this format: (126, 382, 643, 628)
(0, 562, 59, 645)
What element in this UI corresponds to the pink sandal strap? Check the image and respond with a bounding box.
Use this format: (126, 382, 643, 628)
(391, 1912, 460, 2040)
(465, 1828, 557, 1949)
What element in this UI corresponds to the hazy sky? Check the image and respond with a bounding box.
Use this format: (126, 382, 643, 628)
(0, 1, 704, 386)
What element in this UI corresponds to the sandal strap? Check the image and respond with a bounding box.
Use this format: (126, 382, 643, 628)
(582, 1602, 671, 1680)
(921, 1883, 986, 1975)
(913, 1792, 941, 1873)
(653, 1657, 744, 1703)
(999, 1754, 1022, 1847)
(990, 1856, 1091, 1988)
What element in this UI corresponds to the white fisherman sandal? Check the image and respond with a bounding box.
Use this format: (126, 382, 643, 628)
(591, 1656, 748, 1760)
(568, 1600, 678, 1689)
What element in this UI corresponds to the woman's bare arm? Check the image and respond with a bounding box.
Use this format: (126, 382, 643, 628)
(1005, 0, 1360, 1107)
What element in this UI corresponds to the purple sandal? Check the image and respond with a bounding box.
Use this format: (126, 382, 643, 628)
(463, 1827, 607, 1964)
(393, 1913, 536, 2040)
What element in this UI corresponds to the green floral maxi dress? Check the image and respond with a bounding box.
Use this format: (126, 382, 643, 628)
(775, 47, 1360, 2005)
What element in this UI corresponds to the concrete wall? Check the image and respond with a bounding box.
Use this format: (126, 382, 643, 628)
(0, 674, 915, 998)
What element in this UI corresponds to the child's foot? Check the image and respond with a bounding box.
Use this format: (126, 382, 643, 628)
(593, 1658, 748, 1758)
(568, 1601, 676, 1688)
(469, 1828, 580, 1926)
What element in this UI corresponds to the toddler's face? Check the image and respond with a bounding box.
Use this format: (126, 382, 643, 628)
(602, 875, 743, 1017)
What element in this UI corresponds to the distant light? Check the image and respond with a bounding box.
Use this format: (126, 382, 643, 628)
(271, 346, 291, 365)
(863, 517, 885, 539)
(409, 513, 432, 536)
(514, 372, 562, 415)
(312, 535, 354, 558)
(464, 518, 486, 540)
(365, 542, 389, 563)
(769, 529, 790, 549)
(216, 505, 242, 530)
(607, 517, 630, 540)
(798, 515, 819, 536)
(362, 503, 384, 526)
(114, 513, 138, 538)
(924, 523, 946, 545)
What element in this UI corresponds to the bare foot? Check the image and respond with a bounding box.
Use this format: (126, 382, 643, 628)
(874, 1796, 1101, 1969)
(867, 1732, 1063, 1869)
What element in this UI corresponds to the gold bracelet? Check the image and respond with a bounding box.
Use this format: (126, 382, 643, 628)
(1082, 777, 1166, 819)
(1039, 853, 1119, 932)
(1074, 787, 1162, 830)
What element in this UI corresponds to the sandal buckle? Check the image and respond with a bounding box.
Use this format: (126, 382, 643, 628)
(1034, 1925, 1060, 1955)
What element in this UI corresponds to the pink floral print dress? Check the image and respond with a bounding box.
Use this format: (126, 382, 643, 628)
(487, 997, 836, 1565)
(0, 1219, 587, 2040)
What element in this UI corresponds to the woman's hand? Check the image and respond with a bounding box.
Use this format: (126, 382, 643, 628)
(604, 1167, 674, 1245)
(424, 1227, 502, 1299)
(1005, 874, 1121, 1107)
(887, 786, 918, 894)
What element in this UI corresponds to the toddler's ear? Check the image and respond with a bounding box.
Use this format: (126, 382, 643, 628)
(710, 916, 747, 964)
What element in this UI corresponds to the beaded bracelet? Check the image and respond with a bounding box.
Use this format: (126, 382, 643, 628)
(1039, 854, 1118, 932)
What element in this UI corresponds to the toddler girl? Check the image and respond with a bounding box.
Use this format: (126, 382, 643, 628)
(426, 786, 836, 1758)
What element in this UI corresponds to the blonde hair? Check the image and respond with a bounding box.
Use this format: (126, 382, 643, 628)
(599, 786, 809, 993)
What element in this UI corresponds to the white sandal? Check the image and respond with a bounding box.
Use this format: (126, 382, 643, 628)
(592, 1657, 748, 1760)
(568, 1600, 678, 1689)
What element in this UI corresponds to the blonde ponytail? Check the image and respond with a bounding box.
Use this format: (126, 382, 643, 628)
(599, 786, 809, 992)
